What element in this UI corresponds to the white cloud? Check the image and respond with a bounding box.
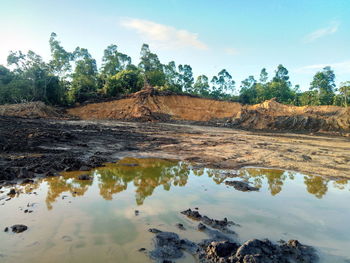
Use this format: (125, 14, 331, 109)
(295, 60, 350, 74)
(224, 47, 239, 56)
(303, 21, 340, 43)
(120, 18, 208, 50)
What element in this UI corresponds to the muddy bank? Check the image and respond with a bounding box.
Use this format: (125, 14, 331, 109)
(1, 116, 350, 185)
(146, 209, 318, 263)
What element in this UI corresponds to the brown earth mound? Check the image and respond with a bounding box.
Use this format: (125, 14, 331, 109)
(231, 98, 350, 133)
(0, 102, 66, 119)
(68, 88, 242, 122)
(68, 88, 350, 134)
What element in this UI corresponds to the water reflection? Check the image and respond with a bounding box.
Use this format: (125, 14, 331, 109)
(15, 158, 350, 209)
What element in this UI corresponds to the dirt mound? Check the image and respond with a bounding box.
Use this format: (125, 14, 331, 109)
(68, 88, 242, 122)
(231, 98, 350, 133)
(68, 89, 350, 134)
(0, 102, 65, 119)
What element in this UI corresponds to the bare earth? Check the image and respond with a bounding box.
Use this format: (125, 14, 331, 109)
(97, 121, 350, 178)
(1, 117, 349, 183)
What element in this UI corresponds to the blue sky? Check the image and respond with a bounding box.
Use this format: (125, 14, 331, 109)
(1, 0, 349, 90)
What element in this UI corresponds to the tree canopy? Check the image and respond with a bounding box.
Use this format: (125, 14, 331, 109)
(0, 33, 348, 106)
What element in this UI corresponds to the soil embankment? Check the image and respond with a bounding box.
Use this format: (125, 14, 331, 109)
(67, 88, 350, 135)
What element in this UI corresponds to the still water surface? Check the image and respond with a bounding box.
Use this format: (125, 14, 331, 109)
(0, 157, 349, 262)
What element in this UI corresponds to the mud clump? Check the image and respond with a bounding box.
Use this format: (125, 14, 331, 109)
(149, 231, 197, 262)
(181, 209, 236, 233)
(147, 209, 318, 263)
(5, 224, 28, 233)
(224, 180, 259, 192)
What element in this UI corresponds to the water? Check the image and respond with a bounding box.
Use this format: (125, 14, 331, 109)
(0, 157, 349, 263)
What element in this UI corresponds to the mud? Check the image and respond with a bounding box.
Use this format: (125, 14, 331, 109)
(224, 180, 259, 192)
(148, 210, 318, 263)
(1, 115, 350, 185)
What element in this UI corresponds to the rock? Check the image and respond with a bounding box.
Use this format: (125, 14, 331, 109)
(302, 155, 312, 161)
(198, 223, 207, 231)
(149, 231, 198, 261)
(135, 210, 139, 216)
(77, 174, 92, 180)
(181, 209, 236, 233)
(206, 241, 240, 260)
(138, 248, 146, 252)
(176, 223, 185, 230)
(10, 224, 28, 233)
(7, 188, 16, 196)
(4, 227, 8, 232)
(22, 178, 34, 184)
(149, 228, 162, 234)
(224, 181, 259, 192)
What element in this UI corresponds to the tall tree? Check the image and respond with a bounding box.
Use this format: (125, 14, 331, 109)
(48, 32, 72, 79)
(164, 61, 181, 92)
(70, 47, 98, 102)
(193, 75, 210, 97)
(239, 76, 257, 104)
(339, 81, 350, 107)
(101, 44, 131, 77)
(259, 68, 268, 83)
(211, 69, 235, 99)
(178, 64, 194, 93)
(138, 44, 165, 87)
(310, 66, 336, 105)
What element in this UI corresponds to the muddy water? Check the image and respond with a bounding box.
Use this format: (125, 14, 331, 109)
(0, 157, 349, 263)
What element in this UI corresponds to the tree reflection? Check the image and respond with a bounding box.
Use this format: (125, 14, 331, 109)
(13, 158, 350, 210)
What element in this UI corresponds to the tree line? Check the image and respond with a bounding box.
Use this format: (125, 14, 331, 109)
(0, 32, 349, 107)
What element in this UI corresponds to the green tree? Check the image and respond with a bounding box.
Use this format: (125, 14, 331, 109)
(178, 64, 194, 93)
(101, 44, 131, 77)
(259, 68, 268, 83)
(239, 76, 257, 104)
(138, 44, 165, 87)
(69, 47, 98, 103)
(310, 66, 335, 105)
(339, 81, 350, 107)
(193, 75, 210, 97)
(103, 69, 143, 96)
(211, 69, 235, 99)
(48, 32, 73, 79)
(163, 61, 181, 92)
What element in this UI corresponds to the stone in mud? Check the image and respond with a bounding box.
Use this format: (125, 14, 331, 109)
(206, 241, 240, 261)
(234, 238, 318, 263)
(224, 180, 259, 192)
(149, 228, 162, 234)
(10, 224, 28, 233)
(77, 174, 92, 180)
(7, 188, 16, 196)
(181, 209, 236, 233)
(149, 231, 198, 261)
(176, 223, 185, 230)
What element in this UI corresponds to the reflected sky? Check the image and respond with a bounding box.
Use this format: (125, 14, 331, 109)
(1, 157, 350, 263)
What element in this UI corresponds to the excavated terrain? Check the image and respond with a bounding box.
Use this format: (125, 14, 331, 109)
(67, 88, 350, 135)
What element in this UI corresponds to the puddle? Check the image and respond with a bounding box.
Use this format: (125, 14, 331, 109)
(0, 157, 349, 263)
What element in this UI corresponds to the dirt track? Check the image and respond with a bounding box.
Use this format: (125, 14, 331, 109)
(1, 116, 349, 184)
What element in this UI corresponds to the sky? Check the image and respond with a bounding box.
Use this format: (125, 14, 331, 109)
(0, 0, 349, 90)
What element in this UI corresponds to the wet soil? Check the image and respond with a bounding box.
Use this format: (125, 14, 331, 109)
(1, 116, 350, 185)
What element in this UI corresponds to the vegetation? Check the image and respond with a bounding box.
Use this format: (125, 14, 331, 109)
(0, 33, 349, 106)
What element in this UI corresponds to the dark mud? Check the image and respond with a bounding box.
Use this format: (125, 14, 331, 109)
(148, 209, 318, 263)
(224, 180, 259, 192)
(0, 116, 177, 184)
